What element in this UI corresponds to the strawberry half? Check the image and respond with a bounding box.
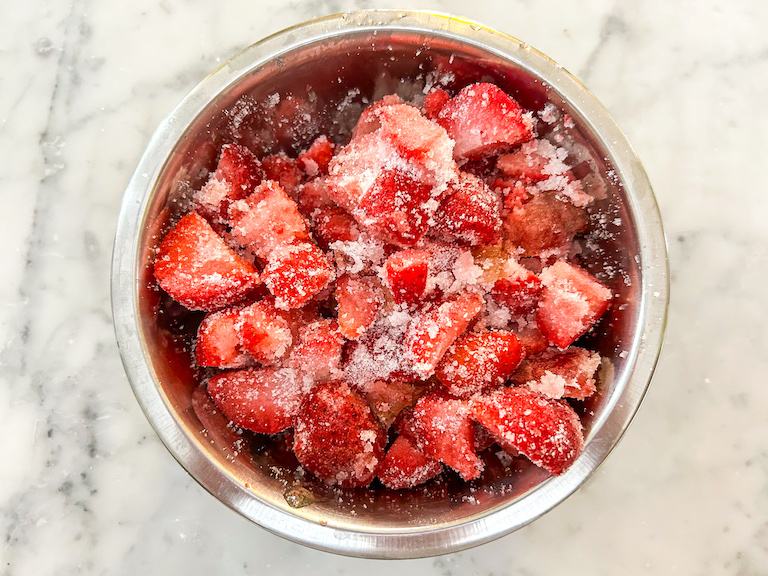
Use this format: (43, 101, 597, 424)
(378, 435, 443, 490)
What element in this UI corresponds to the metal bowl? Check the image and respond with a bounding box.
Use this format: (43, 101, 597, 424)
(111, 10, 668, 559)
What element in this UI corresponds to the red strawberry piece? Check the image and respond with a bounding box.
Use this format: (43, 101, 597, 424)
(405, 291, 483, 379)
(511, 347, 601, 400)
(384, 249, 430, 306)
(378, 435, 443, 490)
(493, 179, 531, 210)
(293, 380, 386, 487)
(356, 379, 431, 428)
(514, 327, 549, 357)
(295, 178, 335, 218)
(311, 207, 361, 250)
(436, 82, 533, 160)
(423, 88, 451, 120)
(290, 319, 344, 380)
(434, 330, 523, 398)
(261, 153, 303, 196)
(536, 260, 612, 348)
(207, 367, 307, 434)
(491, 259, 543, 316)
(396, 389, 484, 481)
(262, 242, 335, 310)
(228, 180, 310, 259)
(236, 300, 293, 364)
(154, 213, 260, 311)
(351, 94, 404, 139)
(471, 387, 584, 475)
(503, 192, 587, 256)
(431, 171, 502, 246)
(373, 102, 456, 165)
(335, 274, 382, 340)
(497, 143, 550, 183)
(297, 135, 335, 177)
(195, 307, 253, 369)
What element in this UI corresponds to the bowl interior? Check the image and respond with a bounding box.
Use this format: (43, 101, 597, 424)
(131, 22, 649, 540)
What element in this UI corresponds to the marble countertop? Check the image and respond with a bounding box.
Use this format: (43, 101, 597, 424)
(2, 0, 767, 574)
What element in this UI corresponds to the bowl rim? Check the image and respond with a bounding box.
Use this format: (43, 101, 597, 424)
(111, 9, 669, 559)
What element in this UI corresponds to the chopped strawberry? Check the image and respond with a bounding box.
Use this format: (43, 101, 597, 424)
(293, 380, 386, 487)
(154, 213, 260, 311)
(493, 179, 531, 210)
(207, 367, 307, 434)
(503, 192, 587, 257)
(262, 242, 335, 310)
(422, 88, 451, 120)
(536, 260, 612, 348)
(431, 171, 502, 245)
(497, 144, 550, 183)
(491, 259, 543, 316)
(295, 178, 335, 218)
(434, 330, 523, 398)
(335, 274, 382, 339)
(405, 291, 483, 379)
(351, 94, 403, 139)
(397, 389, 484, 481)
(356, 379, 431, 428)
(384, 249, 430, 306)
(373, 102, 456, 165)
(311, 207, 361, 250)
(436, 82, 533, 160)
(514, 327, 549, 357)
(378, 435, 443, 490)
(236, 300, 293, 364)
(297, 135, 335, 177)
(261, 153, 303, 196)
(194, 144, 263, 222)
(195, 307, 252, 369)
(290, 319, 344, 380)
(471, 387, 584, 475)
(511, 347, 601, 400)
(228, 180, 310, 259)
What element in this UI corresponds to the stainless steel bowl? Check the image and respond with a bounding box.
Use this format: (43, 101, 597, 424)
(111, 10, 668, 559)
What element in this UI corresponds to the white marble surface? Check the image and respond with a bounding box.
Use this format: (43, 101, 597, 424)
(1, 0, 767, 573)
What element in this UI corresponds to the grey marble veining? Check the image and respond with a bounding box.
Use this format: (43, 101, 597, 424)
(1, 0, 767, 574)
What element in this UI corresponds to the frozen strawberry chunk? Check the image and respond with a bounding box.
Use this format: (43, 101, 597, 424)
(236, 300, 293, 364)
(378, 435, 443, 490)
(491, 259, 543, 316)
(436, 82, 533, 160)
(293, 380, 386, 487)
(207, 367, 307, 434)
(405, 291, 483, 379)
(229, 180, 310, 259)
(311, 207, 361, 250)
(154, 213, 260, 311)
(397, 389, 484, 481)
(194, 144, 263, 222)
(384, 249, 430, 306)
(511, 347, 601, 400)
(536, 260, 612, 348)
(262, 242, 335, 310)
(435, 330, 523, 398)
(295, 178, 334, 218)
(195, 307, 252, 369)
(261, 153, 303, 196)
(297, 135, 335, 177)
(356, 379, 431, 428)
(290, 319, 344, 380)
(431, 171, 502, 245)
(335, 274, 382, 340)
(503, 192, 587, 257)
(422, 88, 451, 120)
(471, 387, 584, 475)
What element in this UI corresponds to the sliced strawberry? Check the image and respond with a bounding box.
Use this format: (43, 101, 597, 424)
(405, 291, 484, 379)
(311, 207, 361, 250)
(261, 153, 303, 196)
(422, 88, 451, 120)
(228, 180, 310, 259)
(290, 319, 344, 380)
(207, 367, 307, 434)
(384, 249, 430, 306)
(236, 300, 293, 364)
(431, 171, 502, 245)
(335, 274, 382, 339)
(491, 259, 543, 316)
(195, 307, 252, 369)
(295, 178, 335, 218)
(154, 213, 260, 311)
(536, 260, 612, 348)
(511, 347, 601, 400)
(436, 82, 533, 160)
(356, 379, 431, 428)
(397, 389, 484, 481)
(262, 242, 335, 310)
(434, 330, 523, 398)
(378, 435, 443, 490)
(471, 387, 584, 475)
(293, 380, 386, 487)
(297, 135, 335, 177)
